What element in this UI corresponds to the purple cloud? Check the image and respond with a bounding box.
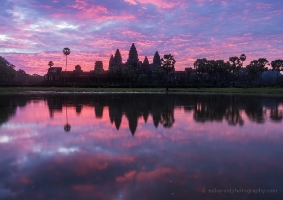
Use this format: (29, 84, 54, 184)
(0, 0, 282, 74)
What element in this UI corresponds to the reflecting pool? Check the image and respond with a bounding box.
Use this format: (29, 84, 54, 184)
(0, 94, 282, 199)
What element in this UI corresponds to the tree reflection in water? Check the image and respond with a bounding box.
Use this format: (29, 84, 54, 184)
(0, 96, 18, 126)
(1, 94, 283, 200)
(64, 104, 71, 132)
(225, 96, 244, 126)
(1, 94, 283, 134)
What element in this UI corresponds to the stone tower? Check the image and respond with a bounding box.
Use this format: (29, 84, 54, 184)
(127, 43, 139, 66)
(109, 49, 123, 70)
(109, 55, 114, 69)
(114, 49, 122, 66)
(142, 56, 150, 72)
(143, 56, 149, 65)
(95, 61, 103, 70)
(153, 51, 161, 67)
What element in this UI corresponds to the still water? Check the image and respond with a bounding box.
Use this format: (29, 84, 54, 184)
(0, 94, 282, 200)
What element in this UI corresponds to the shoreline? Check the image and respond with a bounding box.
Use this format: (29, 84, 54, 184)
(0, 87, 283, 96)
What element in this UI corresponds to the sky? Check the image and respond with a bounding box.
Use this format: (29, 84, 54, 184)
(0, 0, 283, 75)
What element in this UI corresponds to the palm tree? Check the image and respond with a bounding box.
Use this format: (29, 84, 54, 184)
(63, 48, 71, 85)
(48, 61, 54, 68)
(240, 54, 246, 67)
(63, 47, 71, 71)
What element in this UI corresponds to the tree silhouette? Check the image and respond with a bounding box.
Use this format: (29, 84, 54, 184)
(194, 58, 208, 74)
(240, 54, 246, 66)
(247, 58, 269, 86)
(193, 59, 230, 86)
(63, 47, 71, 71)
(0, 56, 16, 83)
(161, 54, 176, 92)
(271, 59, 283, 85)
(205, 60, 221, 86)
(215, 60, 230, 85)
(229, 56, 242, 87)
(48, 61, 54, 68)
(257, 58, 269, 85)
(246, 63, 258, 84)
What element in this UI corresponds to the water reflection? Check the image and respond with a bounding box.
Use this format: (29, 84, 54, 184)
(44, 94, 177, 135)
(0, 96, 28, 126)
(2, 94, 283, 133)
(0, 94, 282, 199)
(64, 105, 71, 132)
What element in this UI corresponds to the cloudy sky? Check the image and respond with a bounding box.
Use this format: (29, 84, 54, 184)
(1, 0, 282, 75)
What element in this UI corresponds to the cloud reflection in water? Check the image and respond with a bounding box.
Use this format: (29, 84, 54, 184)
(0, 94, 282, 199)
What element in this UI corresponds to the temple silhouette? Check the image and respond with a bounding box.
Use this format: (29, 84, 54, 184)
(44, 43, 190, 86)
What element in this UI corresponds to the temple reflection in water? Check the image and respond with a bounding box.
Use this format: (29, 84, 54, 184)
(0, 94, 282, 200)
(1, 94, 283, 135)
(46, 94, 176, 135)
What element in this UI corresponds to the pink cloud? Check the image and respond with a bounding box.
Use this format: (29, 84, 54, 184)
(116, 170, 137, 182)
(2, 0, 283, 75)
(124, 0, 184, 9)
(124, 0, 138, 5)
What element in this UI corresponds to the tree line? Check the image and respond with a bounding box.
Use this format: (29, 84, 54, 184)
(193, 55, 283, 87)
(0, 56, 44, 85)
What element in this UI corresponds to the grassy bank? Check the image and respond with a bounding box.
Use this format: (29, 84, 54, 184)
(0, 87, 283, 96)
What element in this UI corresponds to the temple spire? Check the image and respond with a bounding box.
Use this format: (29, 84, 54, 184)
(127, 43, 139, 65)
(114, 49, 122, 66)
(109, 55, 114, 69)
(153, 51, 161, 67)
(143, 56, 149, 65)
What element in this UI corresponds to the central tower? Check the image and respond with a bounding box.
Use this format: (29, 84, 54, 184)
(127, 43, 139, 67)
